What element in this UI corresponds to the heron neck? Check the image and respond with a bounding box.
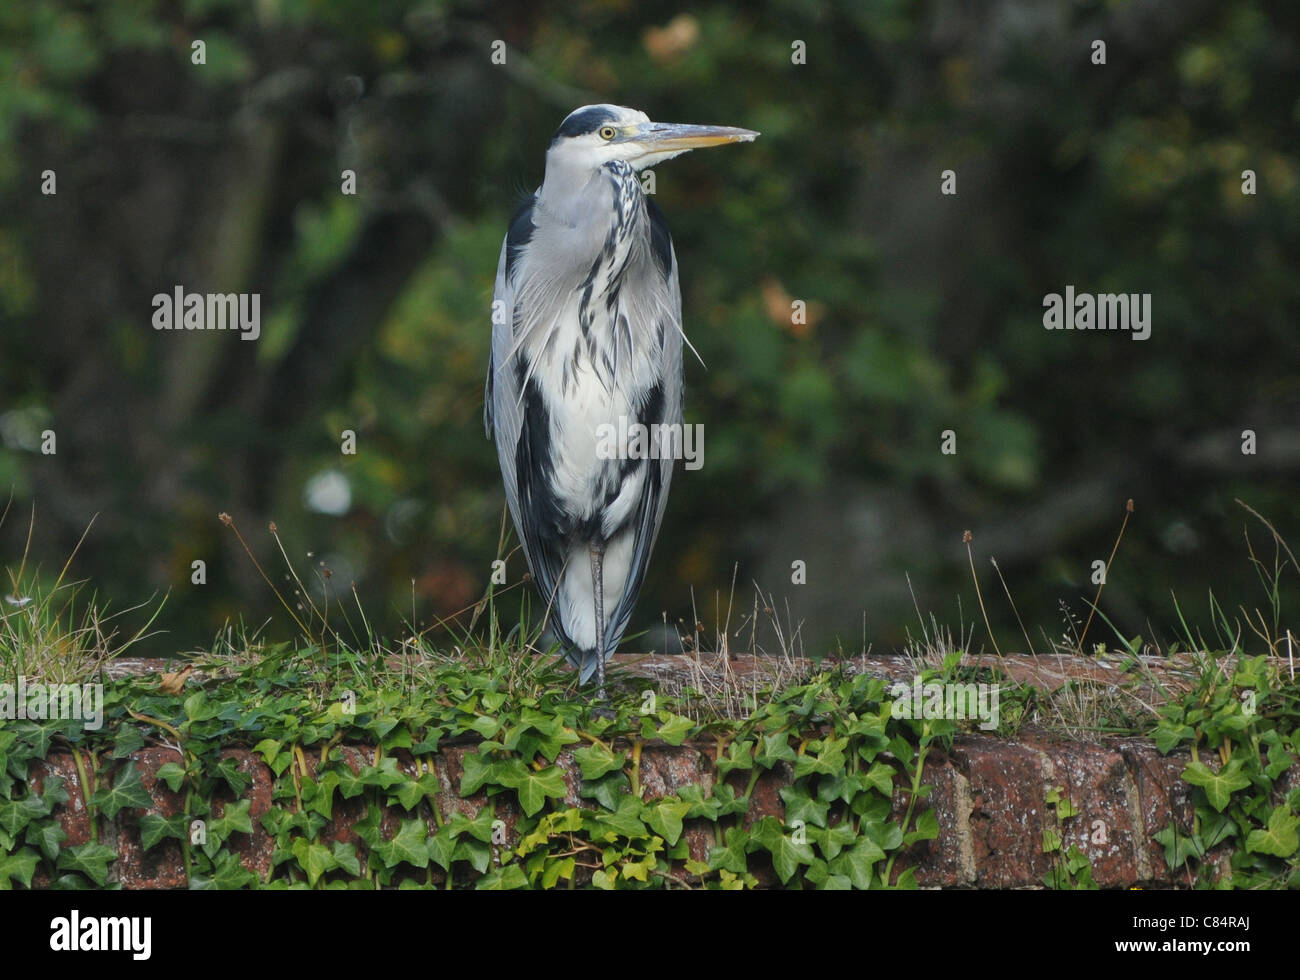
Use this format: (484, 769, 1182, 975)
(539, 159, 642, 228)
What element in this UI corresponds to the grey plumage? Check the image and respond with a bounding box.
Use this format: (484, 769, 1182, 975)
(485, 104, 757, 691)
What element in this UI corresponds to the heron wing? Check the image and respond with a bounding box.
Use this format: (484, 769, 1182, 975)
(598, 198, 684, 661)
(486, 194, 569, 617)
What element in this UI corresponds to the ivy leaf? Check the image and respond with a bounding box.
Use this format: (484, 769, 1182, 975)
(139, 813, 188, 852)
(887, 735, 915, 771)
(110, 725, 145, 759)
(1153, 717, 1194, 755)
(1265, 750, 1295, 782)
(594, 795, 648, 840)
(684, 858, 711, 877)
(374, 818, 429, 869)
(815, 772, 854, 804)
(0, 792, 48, 836)
(335, 765, 366, 799)
(208, 851, 257, 889)
(793, 736, 848, 778)
(0, 847, 39, 889)
(1245, 806, 1300, 857)
(1046, 785, 1079, 818)
(251, 738, 281, 765)
(1064, 844, 1093, 878)
(819, 820, 859, 860)
(459, 752, 501, 796)
(392, 772, 439, 812)
(514, 766, 568, 818)
(210, 798, 253, 838)
(49, 874, 94, 890)
(390, 778, 422, 811)
(755, 732, 797, 768)
(477, 864, 528, 890)
(511, 710, 580, 761)
(804, 857, 829, 886)
(90, 762, 152, 819)
(829, 838, 885, 888)
(621, 854, 656, 882)
(411, 727, 445, 755)
(202, 799, 252, 860)
(710, 783, 748, 816)
(364, 714, 401, 741)
(453, 837, 491, 874)
(862, 818, 904, 852)
(293, 837, 338, 887)
(779, 785, 829, 829)
(57, 842, 118, 887)
(1182, 759, 1252, 812)
(428, 827, 457, 872)
(350, 804, 383, 851)
(40, 775, 69, 810)
(678, 784, 722, 820)
(574, 742, 626, 781)
(860, 761, 896, 797)
(259, 744, 293, 777)
(26, 819, 67, 861)
(542, 856, 575, 888)
(750, 815, 815, 884)
(892, 867, 919, 889)
(304, 770, 340, 819)
(707, 828, 749, 874)
(903, 809, 940, 845)
(1197, 806, 1237, 851)
(1042, 827, 1062, 854)
(359, 757, 406, 790)
(580, 771, 630, 811)
(520, 808, 583, 853)
(183, 690, 212, 723)
(716, 739, 755, 777)
(653, 713, 694, 746)
(381, 724, 413, 751)
(458, 806, 498, 844)
(644, 798, 692, 846)
(212, 756, 252, 796)
(15, 721, 54, 760)
(155, 762, 188, 793)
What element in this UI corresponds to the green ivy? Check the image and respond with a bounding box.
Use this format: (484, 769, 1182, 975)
(1151, 653, 1300, 888)
(0, 652, 959, 889)
(1041, 784, 1097, 889)
(9, 643, 1294, 888)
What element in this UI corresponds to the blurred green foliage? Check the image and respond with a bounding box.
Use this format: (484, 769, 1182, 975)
(0, 0, 1297, 657)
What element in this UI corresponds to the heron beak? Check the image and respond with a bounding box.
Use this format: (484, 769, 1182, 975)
(630, 122, 760, 150)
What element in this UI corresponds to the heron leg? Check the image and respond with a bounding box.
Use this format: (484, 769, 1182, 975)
(590, 541, 607, 700)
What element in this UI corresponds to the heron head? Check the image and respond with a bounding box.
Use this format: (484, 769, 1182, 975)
(546, 104, 759, 174)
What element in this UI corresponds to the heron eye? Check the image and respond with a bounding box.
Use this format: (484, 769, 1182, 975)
(598, 126, 617, 140)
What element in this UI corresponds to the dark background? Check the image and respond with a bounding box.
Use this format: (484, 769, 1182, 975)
(2, 0, 1297, 659)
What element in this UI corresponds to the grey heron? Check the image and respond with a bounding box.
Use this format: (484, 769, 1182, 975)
(484, 104, 758, 695)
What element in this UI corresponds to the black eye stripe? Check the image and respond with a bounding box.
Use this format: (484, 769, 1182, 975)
(550, 106, 620, 145)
